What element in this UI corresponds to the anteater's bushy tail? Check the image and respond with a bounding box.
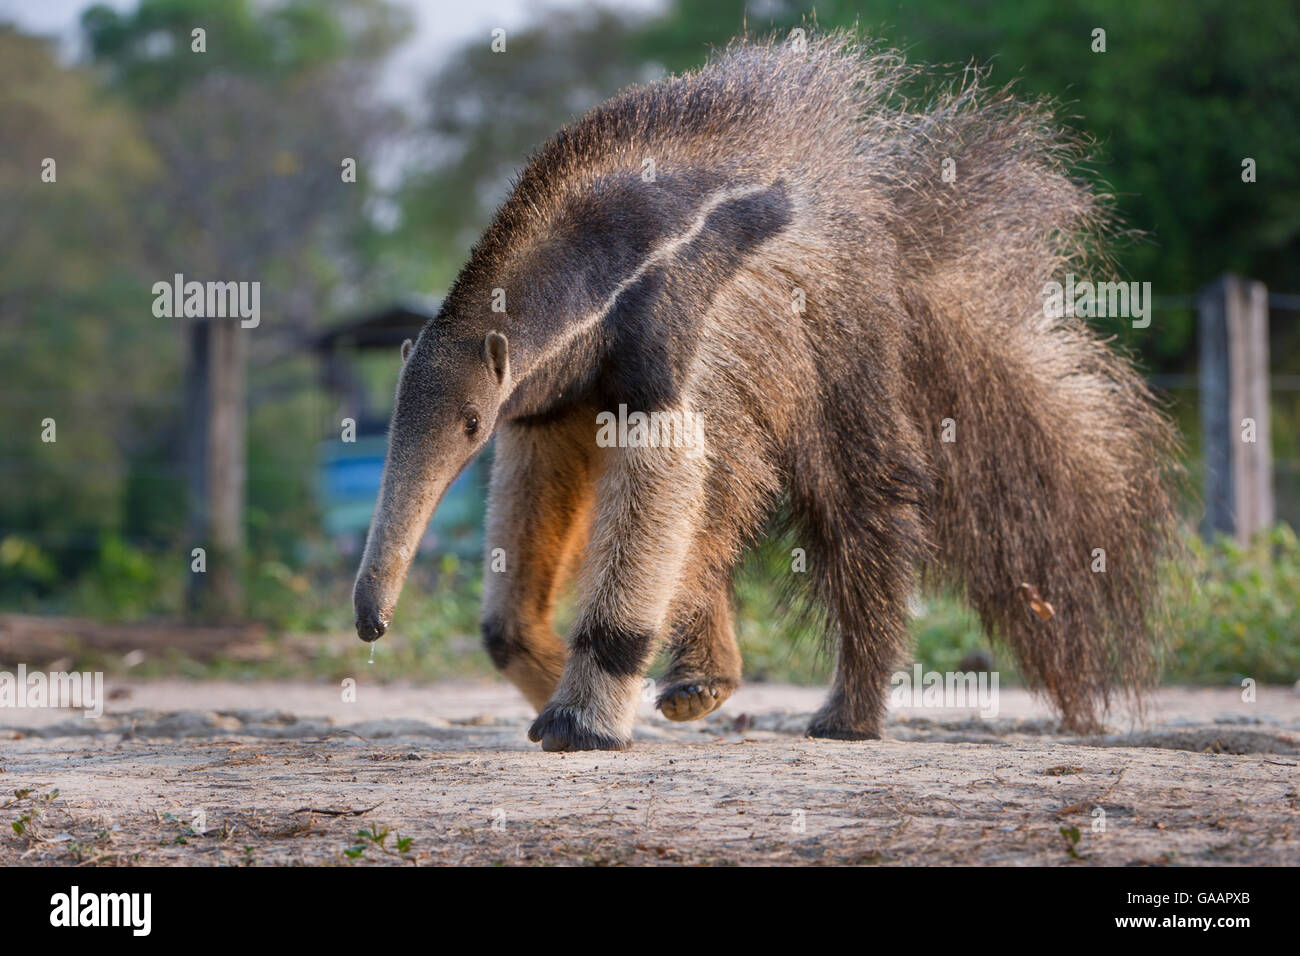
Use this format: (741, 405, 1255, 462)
(868, 47, 1184, 731)
(691, 32, 1181, 731)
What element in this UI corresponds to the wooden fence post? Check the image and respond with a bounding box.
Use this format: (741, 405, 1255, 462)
(1198, 274, 1274, 544)
(185, 317, 246, 616)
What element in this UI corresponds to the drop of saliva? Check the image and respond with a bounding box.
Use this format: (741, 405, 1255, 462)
(368, 642, 376, 665)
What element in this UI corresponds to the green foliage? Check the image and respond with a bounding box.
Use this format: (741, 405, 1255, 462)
(66, 534, 184, 620)
(729, 535, 830, 683)
(81, 0, 404, 106)
(0, 5, 403, 605)
(909, 591, 1012, 678)
(1164, 525, 1300, 684)
(0, 28, 166, 579)
(245, 374, 329, 561)
(0, 536, 57, 598)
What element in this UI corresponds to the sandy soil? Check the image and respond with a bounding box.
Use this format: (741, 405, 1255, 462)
(2, 679, 1297, 866)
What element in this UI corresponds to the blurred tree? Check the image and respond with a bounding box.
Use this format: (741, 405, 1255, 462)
(390, 6, 659, 292)
(81, 0, 398, 106)
(0, 1, 412, 614)
(76, 0, 409, 614)
(81, 0, 409, 345)
(0, 26, 161, 597)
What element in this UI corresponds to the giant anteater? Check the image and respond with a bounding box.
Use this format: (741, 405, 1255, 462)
(353, 32, 1180, 750)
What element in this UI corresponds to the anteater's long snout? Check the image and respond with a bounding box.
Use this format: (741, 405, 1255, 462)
(351, 457, 451, 646)
(352, 572, 390, 642)
(354, 608, 387, 642)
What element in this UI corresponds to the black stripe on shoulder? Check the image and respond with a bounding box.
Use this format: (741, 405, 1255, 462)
(602, 179, 794, 411)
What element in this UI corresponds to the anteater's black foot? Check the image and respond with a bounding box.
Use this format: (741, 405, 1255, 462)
(528, 706, 629, 752)
(805, 715, 882, 741)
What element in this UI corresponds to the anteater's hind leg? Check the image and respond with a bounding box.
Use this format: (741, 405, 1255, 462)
(794, 430, 930, 740)
(804, 563, 913, 740)
(656, 585, 742, 721)
(480, 410, 598, 711)
(529, 433, 709, 751)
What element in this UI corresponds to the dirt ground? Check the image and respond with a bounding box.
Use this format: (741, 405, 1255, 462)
(2, 679, 1297, 866)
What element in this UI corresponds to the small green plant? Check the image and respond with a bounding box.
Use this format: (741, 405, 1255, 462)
(1163, 525, 1300, 684)
(6, 788, 59, 843)
(344, 824, 412, 861)
(66, 828, 116, 865)
(1060, 825, 1083, 860)
(357, 823, 390, 848)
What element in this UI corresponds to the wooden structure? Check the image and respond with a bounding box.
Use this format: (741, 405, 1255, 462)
(1198, 274, 1274, 543)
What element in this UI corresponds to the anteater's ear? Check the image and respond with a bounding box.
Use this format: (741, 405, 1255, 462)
(400, 338, 413, 362)
(483, 331, 509, 384)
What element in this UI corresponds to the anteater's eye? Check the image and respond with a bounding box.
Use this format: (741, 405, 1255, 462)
(465, 414, 480, 437)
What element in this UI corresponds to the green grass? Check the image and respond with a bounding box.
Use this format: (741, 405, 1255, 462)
(1162, 524, 1300, 684)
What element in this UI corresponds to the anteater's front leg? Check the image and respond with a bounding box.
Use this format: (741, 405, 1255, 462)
(529, 437, 707, 751)
(656, 585, 742, 721)
(481, 411, 598, 711)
